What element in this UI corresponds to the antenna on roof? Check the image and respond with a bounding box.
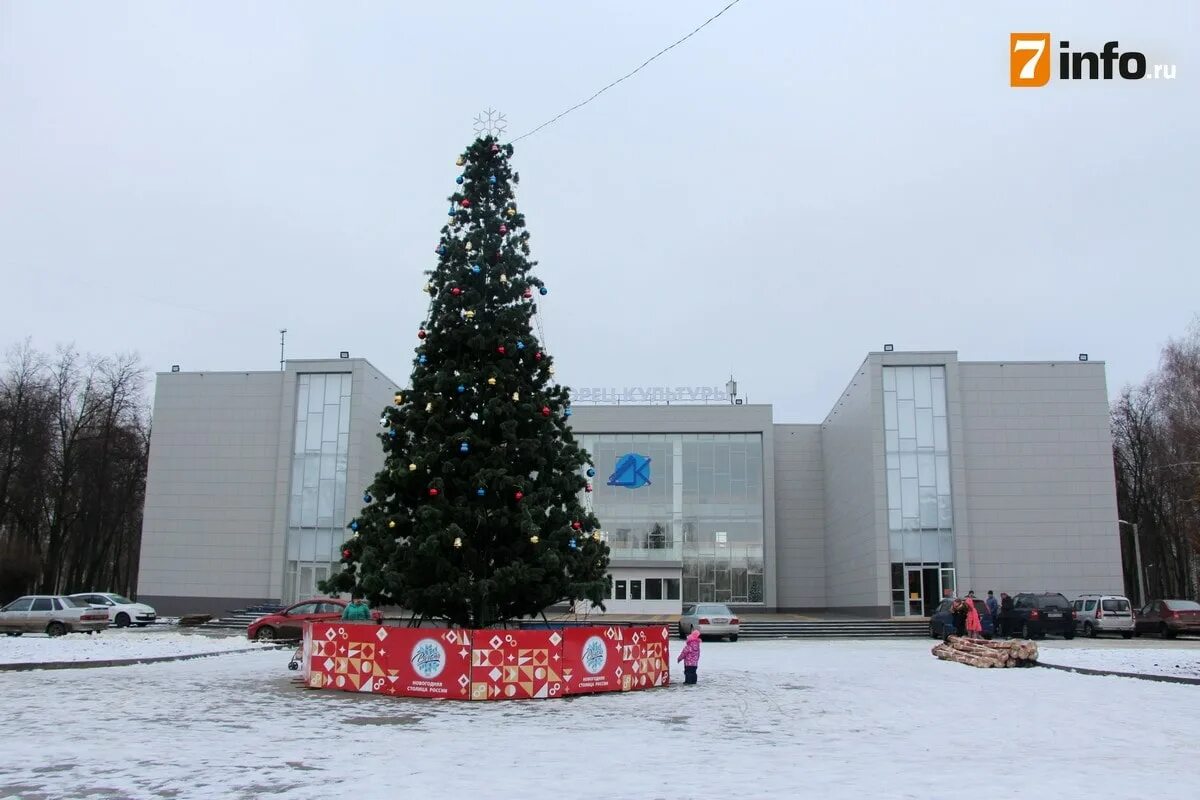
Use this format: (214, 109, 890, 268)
(279, 329, 287, 371)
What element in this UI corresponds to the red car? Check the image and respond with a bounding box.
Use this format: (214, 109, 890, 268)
(247, 598, 381, 641)
(1133, 599, 1200, 639)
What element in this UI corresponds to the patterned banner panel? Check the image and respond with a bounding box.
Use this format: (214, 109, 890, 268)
(305, 623, 472, 699)
(302, 623, 668, 701)
(561, 625, 626, 695)
(469, 629, 564, 700)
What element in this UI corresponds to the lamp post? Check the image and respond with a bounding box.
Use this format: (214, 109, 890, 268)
(1118, 519, 1144, 606)
(726, 376, 737, 405)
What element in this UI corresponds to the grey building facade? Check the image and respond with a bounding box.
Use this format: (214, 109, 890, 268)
(137, 350, 1124, 618)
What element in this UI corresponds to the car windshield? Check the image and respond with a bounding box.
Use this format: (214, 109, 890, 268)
(1167, 600, 1200, 611)
(697, 604, 733, 615)
(1102, 599, 1130, 612)
(1039, 596, 1070, 610)
(105, 594, 134, 605)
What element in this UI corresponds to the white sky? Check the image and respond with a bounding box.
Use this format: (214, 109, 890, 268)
(2, 1, 1197, 421)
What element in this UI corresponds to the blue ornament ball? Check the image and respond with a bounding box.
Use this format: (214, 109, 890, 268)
(362, 493, 371, 503)
(539, 286, 548, 296)
(456, 176, 464, 185)
(516, 341, 525, 350)
(456, 384, 465, 393)
(476, 487, 486, 497)
(471, 264, 481, 274)
(437, 246, 446, 255)
(459, 442, 469, 453)
(586, 467, 596, 478)
(564, 407, 573, 417)
(569, 538, 577, 549)
(418, 355, 427, 364)
(350, 520, 359, 531)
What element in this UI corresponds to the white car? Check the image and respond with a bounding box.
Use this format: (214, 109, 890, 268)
(69, 592, 157, 627)
(678, 603, 741, 642)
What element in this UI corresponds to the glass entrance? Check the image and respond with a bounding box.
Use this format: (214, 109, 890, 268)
(892, 562, 956, 617)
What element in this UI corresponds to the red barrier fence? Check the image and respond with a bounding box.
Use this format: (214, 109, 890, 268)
(303, 622, 670, 701)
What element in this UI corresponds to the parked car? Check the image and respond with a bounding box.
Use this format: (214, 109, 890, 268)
(929, 598, 994, 640)
(68, 592, 157, 628)
(0, 595, 110, 637)
(1009, 592, 1076, 639)
(1071, 594, 1134, 639)
(247, 598, 382, 641)
(678, 603, 740, 642)
(1133, 599, 1200, 639)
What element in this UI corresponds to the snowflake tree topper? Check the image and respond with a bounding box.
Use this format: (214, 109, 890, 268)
(473, 108, 507, 139)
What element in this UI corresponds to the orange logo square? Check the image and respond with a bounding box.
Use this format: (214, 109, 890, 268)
(1010, 33, 1051, 87)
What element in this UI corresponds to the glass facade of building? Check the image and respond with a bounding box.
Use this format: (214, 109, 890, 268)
(580, 433, 765, 604)
(284, 373, 353, 602)
(883, 365, 955, 615)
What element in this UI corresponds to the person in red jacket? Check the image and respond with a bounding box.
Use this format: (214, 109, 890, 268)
(677, 629, 701, 684)
(966, 598, 984, 639)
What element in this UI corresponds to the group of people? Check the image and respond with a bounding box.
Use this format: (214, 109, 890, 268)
(946, 589, 1017, 638)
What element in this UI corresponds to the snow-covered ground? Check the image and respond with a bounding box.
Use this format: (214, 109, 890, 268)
(1038, 642, 1200, 679)
(0, 629, 270, 665)
(2, 639, 1199, 800)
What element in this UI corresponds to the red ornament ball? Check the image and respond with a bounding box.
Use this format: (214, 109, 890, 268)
(460, 198, 471, 208)
(342, 549, 352, 559)
(417, 329, 427, 339)
(497, 345, 506, 355)
(499, 224, 508, 235)
(451, 287, 462, 296)
(585, 484, 593, 492)
(534, 352, 543, 361)
(572, 521, 582, 530)
(541, 406, 551, 416)
(491, 143, 500, 153)
(523, 289, 533, 299)
(429, 487, 439, 497)
(514, 491, 524, 501)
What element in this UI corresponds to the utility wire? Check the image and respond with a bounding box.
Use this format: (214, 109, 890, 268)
(511, 0, 744, 143)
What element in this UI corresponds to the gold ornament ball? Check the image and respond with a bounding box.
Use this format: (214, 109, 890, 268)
(592, 532, 601, 541)
(393, 393, 403, 405)
(453, 537, 462, 548)
(465, 242, 473, 251)
(530, 535, 539, 544)
(388, 519, 396, 529)
(548, 366, 555, 375)
(487, 377, 497, 386)
(423, 282, 432, 293)
(507, 207, 516, 217)
(408, 463, 417, 472)
(512, 392, 520, 401)
(499, 274, 508, 283)
(426, 402, 433, 412)
(456, 156, 465, 166)
(464, 310, 475, 320)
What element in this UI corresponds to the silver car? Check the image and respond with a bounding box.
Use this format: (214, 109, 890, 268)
(678, 603, 740, 642)
(1072, 594, 1135, 638)
(0, 595, 110, 637)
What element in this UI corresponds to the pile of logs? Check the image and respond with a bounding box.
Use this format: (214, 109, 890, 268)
(931, 636, 1039, 668)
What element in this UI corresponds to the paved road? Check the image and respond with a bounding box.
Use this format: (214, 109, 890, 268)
(1038, 636, 1200, 651)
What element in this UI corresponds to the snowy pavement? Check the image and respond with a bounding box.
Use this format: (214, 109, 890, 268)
(0, 629, 272, 665)
(2, 639, 1200, 800)
(1038, 640, 1200, 679)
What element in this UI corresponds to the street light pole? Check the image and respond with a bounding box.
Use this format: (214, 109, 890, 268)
(1118, 519, 1145, 606)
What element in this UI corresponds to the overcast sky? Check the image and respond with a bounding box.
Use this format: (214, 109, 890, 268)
(2, 1, 1197, 421)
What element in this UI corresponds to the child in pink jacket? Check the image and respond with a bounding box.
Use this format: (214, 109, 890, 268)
(677, 629, 701, 684)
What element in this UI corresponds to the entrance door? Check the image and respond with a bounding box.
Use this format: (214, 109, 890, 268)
(940, 567, 957, 603)
(921, 568, 942, 616)
(906, 568, 923, 616)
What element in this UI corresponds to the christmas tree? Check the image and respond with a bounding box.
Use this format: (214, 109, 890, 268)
(324, 135, 609, 629)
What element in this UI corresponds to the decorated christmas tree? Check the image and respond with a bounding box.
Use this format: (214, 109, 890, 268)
(324, 133, 609, 629)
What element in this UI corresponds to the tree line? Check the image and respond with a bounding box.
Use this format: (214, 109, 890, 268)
(1112, 320, 1200, 603)
(0, 341, 150, 604)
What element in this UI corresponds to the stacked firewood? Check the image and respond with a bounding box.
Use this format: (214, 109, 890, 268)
(931, 636, 1039, 668)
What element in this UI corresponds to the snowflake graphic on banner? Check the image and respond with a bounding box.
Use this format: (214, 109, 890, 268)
(583, 636, 607, 674)
(411, 639, 446, 679)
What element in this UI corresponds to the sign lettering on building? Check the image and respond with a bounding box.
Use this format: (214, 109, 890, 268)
(574, 386, 729, 404)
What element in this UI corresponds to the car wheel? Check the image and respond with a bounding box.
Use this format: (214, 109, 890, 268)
(46, 622, 66, 637)
(1122, 632, 1133, 639)
(930, 623, 938, 639)
(1063, 630, 1074, 640)
(678, 626, 687, 640)
(1084, 623, 1096, 638)
(255, 626, 276, 642)
(729, 634, 738, 643)
(1021, 623, 1031, 640)
(1160, 624, 1176, 640)
(115, 612, 131, 628)
(136, 622, 150, 627)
